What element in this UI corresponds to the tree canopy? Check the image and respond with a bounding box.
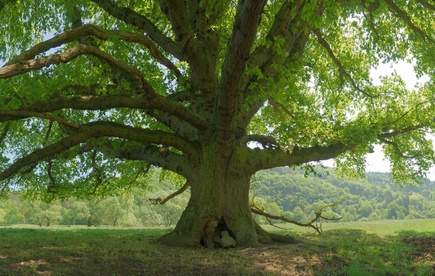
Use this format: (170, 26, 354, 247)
(0, 0, 433, 247)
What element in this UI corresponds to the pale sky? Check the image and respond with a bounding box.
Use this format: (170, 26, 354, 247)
(322, 61, 435, 181)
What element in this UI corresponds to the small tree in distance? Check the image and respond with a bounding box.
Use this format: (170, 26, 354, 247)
(0, 0, 433, 247)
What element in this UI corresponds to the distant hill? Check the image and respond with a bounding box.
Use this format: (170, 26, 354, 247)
(1, 168, 434, 226)
(252, 167, 435, 222)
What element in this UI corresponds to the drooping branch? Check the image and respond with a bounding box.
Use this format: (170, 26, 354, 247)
(218, 0, 266, 127)
(312, 28, 375, 98)
(384, 0, 434, 44)
(0, 121, 196, 181)
(90, 0, 182, 59)
(6, 24, 181, 78)
(149, 181, 190, 205)
(251, 204, 341, 234)
(379, 137, 417, 159)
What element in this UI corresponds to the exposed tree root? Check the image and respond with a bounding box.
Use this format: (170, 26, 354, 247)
(151, 182, 340, 248)
(158, 231, 201, 248)
(255, 223, 298, 244)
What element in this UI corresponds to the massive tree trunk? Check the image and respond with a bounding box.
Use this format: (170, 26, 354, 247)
(160, 143, 262, 247)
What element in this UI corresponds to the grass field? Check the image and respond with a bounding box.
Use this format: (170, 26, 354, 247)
(0, 219, 434, 275)
(265, 218, 435, 236)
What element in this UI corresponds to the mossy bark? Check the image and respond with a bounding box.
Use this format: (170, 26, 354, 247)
(160, 143, 263, 247)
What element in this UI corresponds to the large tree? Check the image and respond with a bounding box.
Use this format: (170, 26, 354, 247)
(0, 0, 433, 247)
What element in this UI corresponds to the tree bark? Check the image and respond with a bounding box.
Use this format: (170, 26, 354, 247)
(159, 144, 260, 247)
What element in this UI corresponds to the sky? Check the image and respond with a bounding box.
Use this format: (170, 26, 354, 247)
(322, 61, 435, 180)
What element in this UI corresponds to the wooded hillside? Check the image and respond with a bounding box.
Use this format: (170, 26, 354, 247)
(1, 168, 433, 227)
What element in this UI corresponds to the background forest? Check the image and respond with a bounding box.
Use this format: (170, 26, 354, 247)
(1, 168, 434, 228)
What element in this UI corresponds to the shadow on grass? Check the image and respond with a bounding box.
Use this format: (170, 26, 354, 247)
(0, 227, 433, 275)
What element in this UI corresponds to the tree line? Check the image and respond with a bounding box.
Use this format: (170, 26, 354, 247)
(0, 168, 433, 228)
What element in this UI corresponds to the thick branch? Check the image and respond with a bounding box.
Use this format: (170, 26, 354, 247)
(91, 0, 182, 59)
(248, 122, 432, 171)
(147, 110, 199, 141)
(158, 1, 191, 46)
(0, 110, 79, 129)
(0, 122, 195, 181)
(158, 1, 219, 103)
(7, 24, 181, 78)
(237, 1, 312, 127)
(1, 44, 155, 93)
(98, 141, 193, 178)
(242, 134, 278, 148)
(0, 93, 207, 130)
(218, 0, 266, 128)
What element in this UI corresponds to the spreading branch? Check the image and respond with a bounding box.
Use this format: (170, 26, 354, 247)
(1, 44, 154, 93)
(0, 121, 195, 181)
(246, 121, 433, 172)
(0, 93, 207, 130)
(218, 0, 267, 127)
(238, 0, 312, 128)
(91, 0, 182, 59)
(6, 24, 181, 78)
(98, 141, 193, 178)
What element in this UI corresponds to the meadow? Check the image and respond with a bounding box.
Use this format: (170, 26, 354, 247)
(0, 219, 434, 275)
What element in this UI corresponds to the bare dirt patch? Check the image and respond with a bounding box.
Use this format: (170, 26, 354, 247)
(241, 245, 323, 276)
(403, 236, 435, 270)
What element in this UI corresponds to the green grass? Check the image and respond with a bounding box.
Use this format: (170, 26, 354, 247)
(0, 219, 434, 275)
(266, 218, 435, 236)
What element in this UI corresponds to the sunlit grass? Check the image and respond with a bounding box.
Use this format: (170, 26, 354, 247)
(264, 218, 435, 236)
(0, 219, 433, 275)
